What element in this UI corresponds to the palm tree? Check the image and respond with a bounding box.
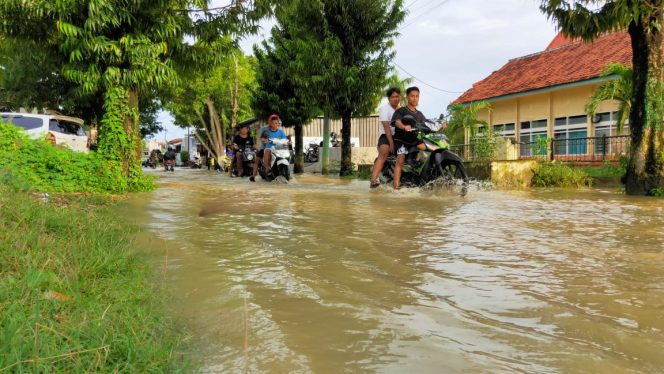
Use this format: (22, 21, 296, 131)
(541, 0, 664, 195)
(585, 64, 632, 134)
(446, 101, 492, 145)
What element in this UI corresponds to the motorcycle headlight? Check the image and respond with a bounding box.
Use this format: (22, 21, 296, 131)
(247, 154, 254, 160)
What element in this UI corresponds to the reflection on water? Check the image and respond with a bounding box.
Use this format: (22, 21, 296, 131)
(124, 170, 664, 373)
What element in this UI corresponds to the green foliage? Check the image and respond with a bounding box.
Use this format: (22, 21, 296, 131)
(531, 135, 549, 156)
(180, 150, 190, 164)
(252, 21, 320, 173)
(533, 162, 593, 188)
(586, 64, 632, 132)
(0, 186, 185, 372)
(286, 0, 405, 176)
(446, 101, 491, 145)
(575, 161, 626, 179)
(471, 128, 500, 160)
(650, 187, 664, 197)
(0, 121, 153, 193)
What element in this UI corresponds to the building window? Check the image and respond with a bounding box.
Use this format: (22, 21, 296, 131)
(520, 119, 548, 156)
(553, 115, 588, 155)
(492, 123, 515, 141)
(595, 111, 629, 154)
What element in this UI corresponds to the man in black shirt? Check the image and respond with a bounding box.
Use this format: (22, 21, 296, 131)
(231, 124, 254, 177)
(391, 86, 427, 189)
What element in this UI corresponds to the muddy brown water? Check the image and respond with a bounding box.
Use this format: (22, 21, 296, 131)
(123, 170, 664, 373)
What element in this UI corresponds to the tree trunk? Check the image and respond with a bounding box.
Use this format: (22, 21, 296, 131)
(339, 114, 353, 176)
(625, 7, 664, 196)
(294, 124, 304, 173)
(205, 97, 225, 161)
(125, 86, 141, 175)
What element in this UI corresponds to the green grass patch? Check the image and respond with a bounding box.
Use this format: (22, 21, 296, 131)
(533, 162, 593, 188)
(573, 162, 626, 179)
(0, 121, 153, 194)
(0, 185, 185, 372)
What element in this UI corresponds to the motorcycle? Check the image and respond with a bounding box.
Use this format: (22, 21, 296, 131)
(164, 159, 175, 172)
(240, 145, 257, 177)
(191, 156, 202, 169)
(304, 143, 319, 163)
(379, 119, 469, 193)
(258, 138, 293, 182)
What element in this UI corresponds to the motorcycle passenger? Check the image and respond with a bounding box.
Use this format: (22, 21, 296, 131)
(391, 86, 426, 190)
(163, 146, 176, 172)
(231, 124, 254, 177)
(250, 114, 288, 182)
(370, 87, 401, 188)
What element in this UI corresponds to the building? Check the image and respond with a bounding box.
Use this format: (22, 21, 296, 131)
(454, 32, 635, 160)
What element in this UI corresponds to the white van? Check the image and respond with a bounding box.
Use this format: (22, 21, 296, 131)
(1, 112, 90, 153)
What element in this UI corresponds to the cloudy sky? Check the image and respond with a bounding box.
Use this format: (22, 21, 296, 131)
(157, 0, 559, 140)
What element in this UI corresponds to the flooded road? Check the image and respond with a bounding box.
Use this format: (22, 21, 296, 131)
(124, 170, 664, 373)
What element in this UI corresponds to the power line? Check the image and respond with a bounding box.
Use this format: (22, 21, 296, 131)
(394, 62, 464, 94)
(400, 0, 451, 30)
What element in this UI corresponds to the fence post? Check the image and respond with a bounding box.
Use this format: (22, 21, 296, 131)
(602, 135, 607, 161)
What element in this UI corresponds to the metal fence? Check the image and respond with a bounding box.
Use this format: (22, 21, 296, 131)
(450, 135, 631, 162)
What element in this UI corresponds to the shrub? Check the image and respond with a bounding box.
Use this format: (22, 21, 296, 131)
(180, 150, 189, 165)
(0, 121, 153, 193)
(533, 162, 593, 188)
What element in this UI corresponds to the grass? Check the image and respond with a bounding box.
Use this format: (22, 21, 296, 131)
(0, 185, 185, 373)
(532, 162, 593, 188)
(573, 162, 626, 179)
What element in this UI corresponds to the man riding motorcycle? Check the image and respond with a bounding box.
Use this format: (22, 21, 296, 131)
(250, 114, 289, 182)
(231, 123, 255, 177)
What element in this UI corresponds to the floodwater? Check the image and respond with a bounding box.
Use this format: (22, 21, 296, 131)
(124, 170, 664, 373)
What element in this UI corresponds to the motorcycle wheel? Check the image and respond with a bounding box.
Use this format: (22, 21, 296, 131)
(436, 160, 469, 188)
(279, 164, 290, 181)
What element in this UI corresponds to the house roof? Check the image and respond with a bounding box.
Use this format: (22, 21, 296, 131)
(168, 138, 183, 145)
(454, 32, 632, 104)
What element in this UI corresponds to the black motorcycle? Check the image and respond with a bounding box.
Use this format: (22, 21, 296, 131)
(380, 119, 469, 193)
(240, 146, 257, 177)
(304, 143, 319, 163)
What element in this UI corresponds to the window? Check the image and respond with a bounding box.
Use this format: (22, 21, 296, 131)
(492, 123, 515, 141)
(520, 119, 548, 156)
(595, 111, 629, 154)
(553, 115, 588, 155)
(3, 115, 43, 131)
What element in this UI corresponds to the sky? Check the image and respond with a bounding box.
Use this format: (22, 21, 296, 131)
(156, 0, 559, 141)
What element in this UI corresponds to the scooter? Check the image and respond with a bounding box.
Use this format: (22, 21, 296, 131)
(191, 157, 202, 169)
(240, 146, 257, 177)
(164, 159, 175, 172)
(380, 119, 469, 194)
(258, 138, 293, 181)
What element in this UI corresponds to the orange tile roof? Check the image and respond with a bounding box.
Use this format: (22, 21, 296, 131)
(454, 32, 632, 104)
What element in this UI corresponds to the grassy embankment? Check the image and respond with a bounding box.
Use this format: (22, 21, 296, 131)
(0, 123, 185, 372)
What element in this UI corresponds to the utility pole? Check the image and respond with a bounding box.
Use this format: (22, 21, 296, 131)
(322, 116, 330, 175)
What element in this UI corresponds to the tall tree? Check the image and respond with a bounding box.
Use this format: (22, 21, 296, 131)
(0, 1, 274, 186)
(288, 0, 405, 176)
(541, 0, 664, 195)
(252, 22, 319, 174)
(167, 43, 257, 164)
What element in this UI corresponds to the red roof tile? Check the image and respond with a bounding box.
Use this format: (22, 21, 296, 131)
(546, 32, 579, 50)
(454, 32, 632, 104)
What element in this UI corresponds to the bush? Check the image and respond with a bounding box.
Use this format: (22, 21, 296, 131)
(533, 162, 593, 188)
(0, 122, 153, 193)
(180, 150, 189, 165)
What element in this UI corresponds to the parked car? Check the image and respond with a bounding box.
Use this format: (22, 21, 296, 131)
(1, 112, 90, 153)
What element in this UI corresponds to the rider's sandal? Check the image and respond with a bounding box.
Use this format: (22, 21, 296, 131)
(370, 180, 380, 188)
(394, 185, 401, 190)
